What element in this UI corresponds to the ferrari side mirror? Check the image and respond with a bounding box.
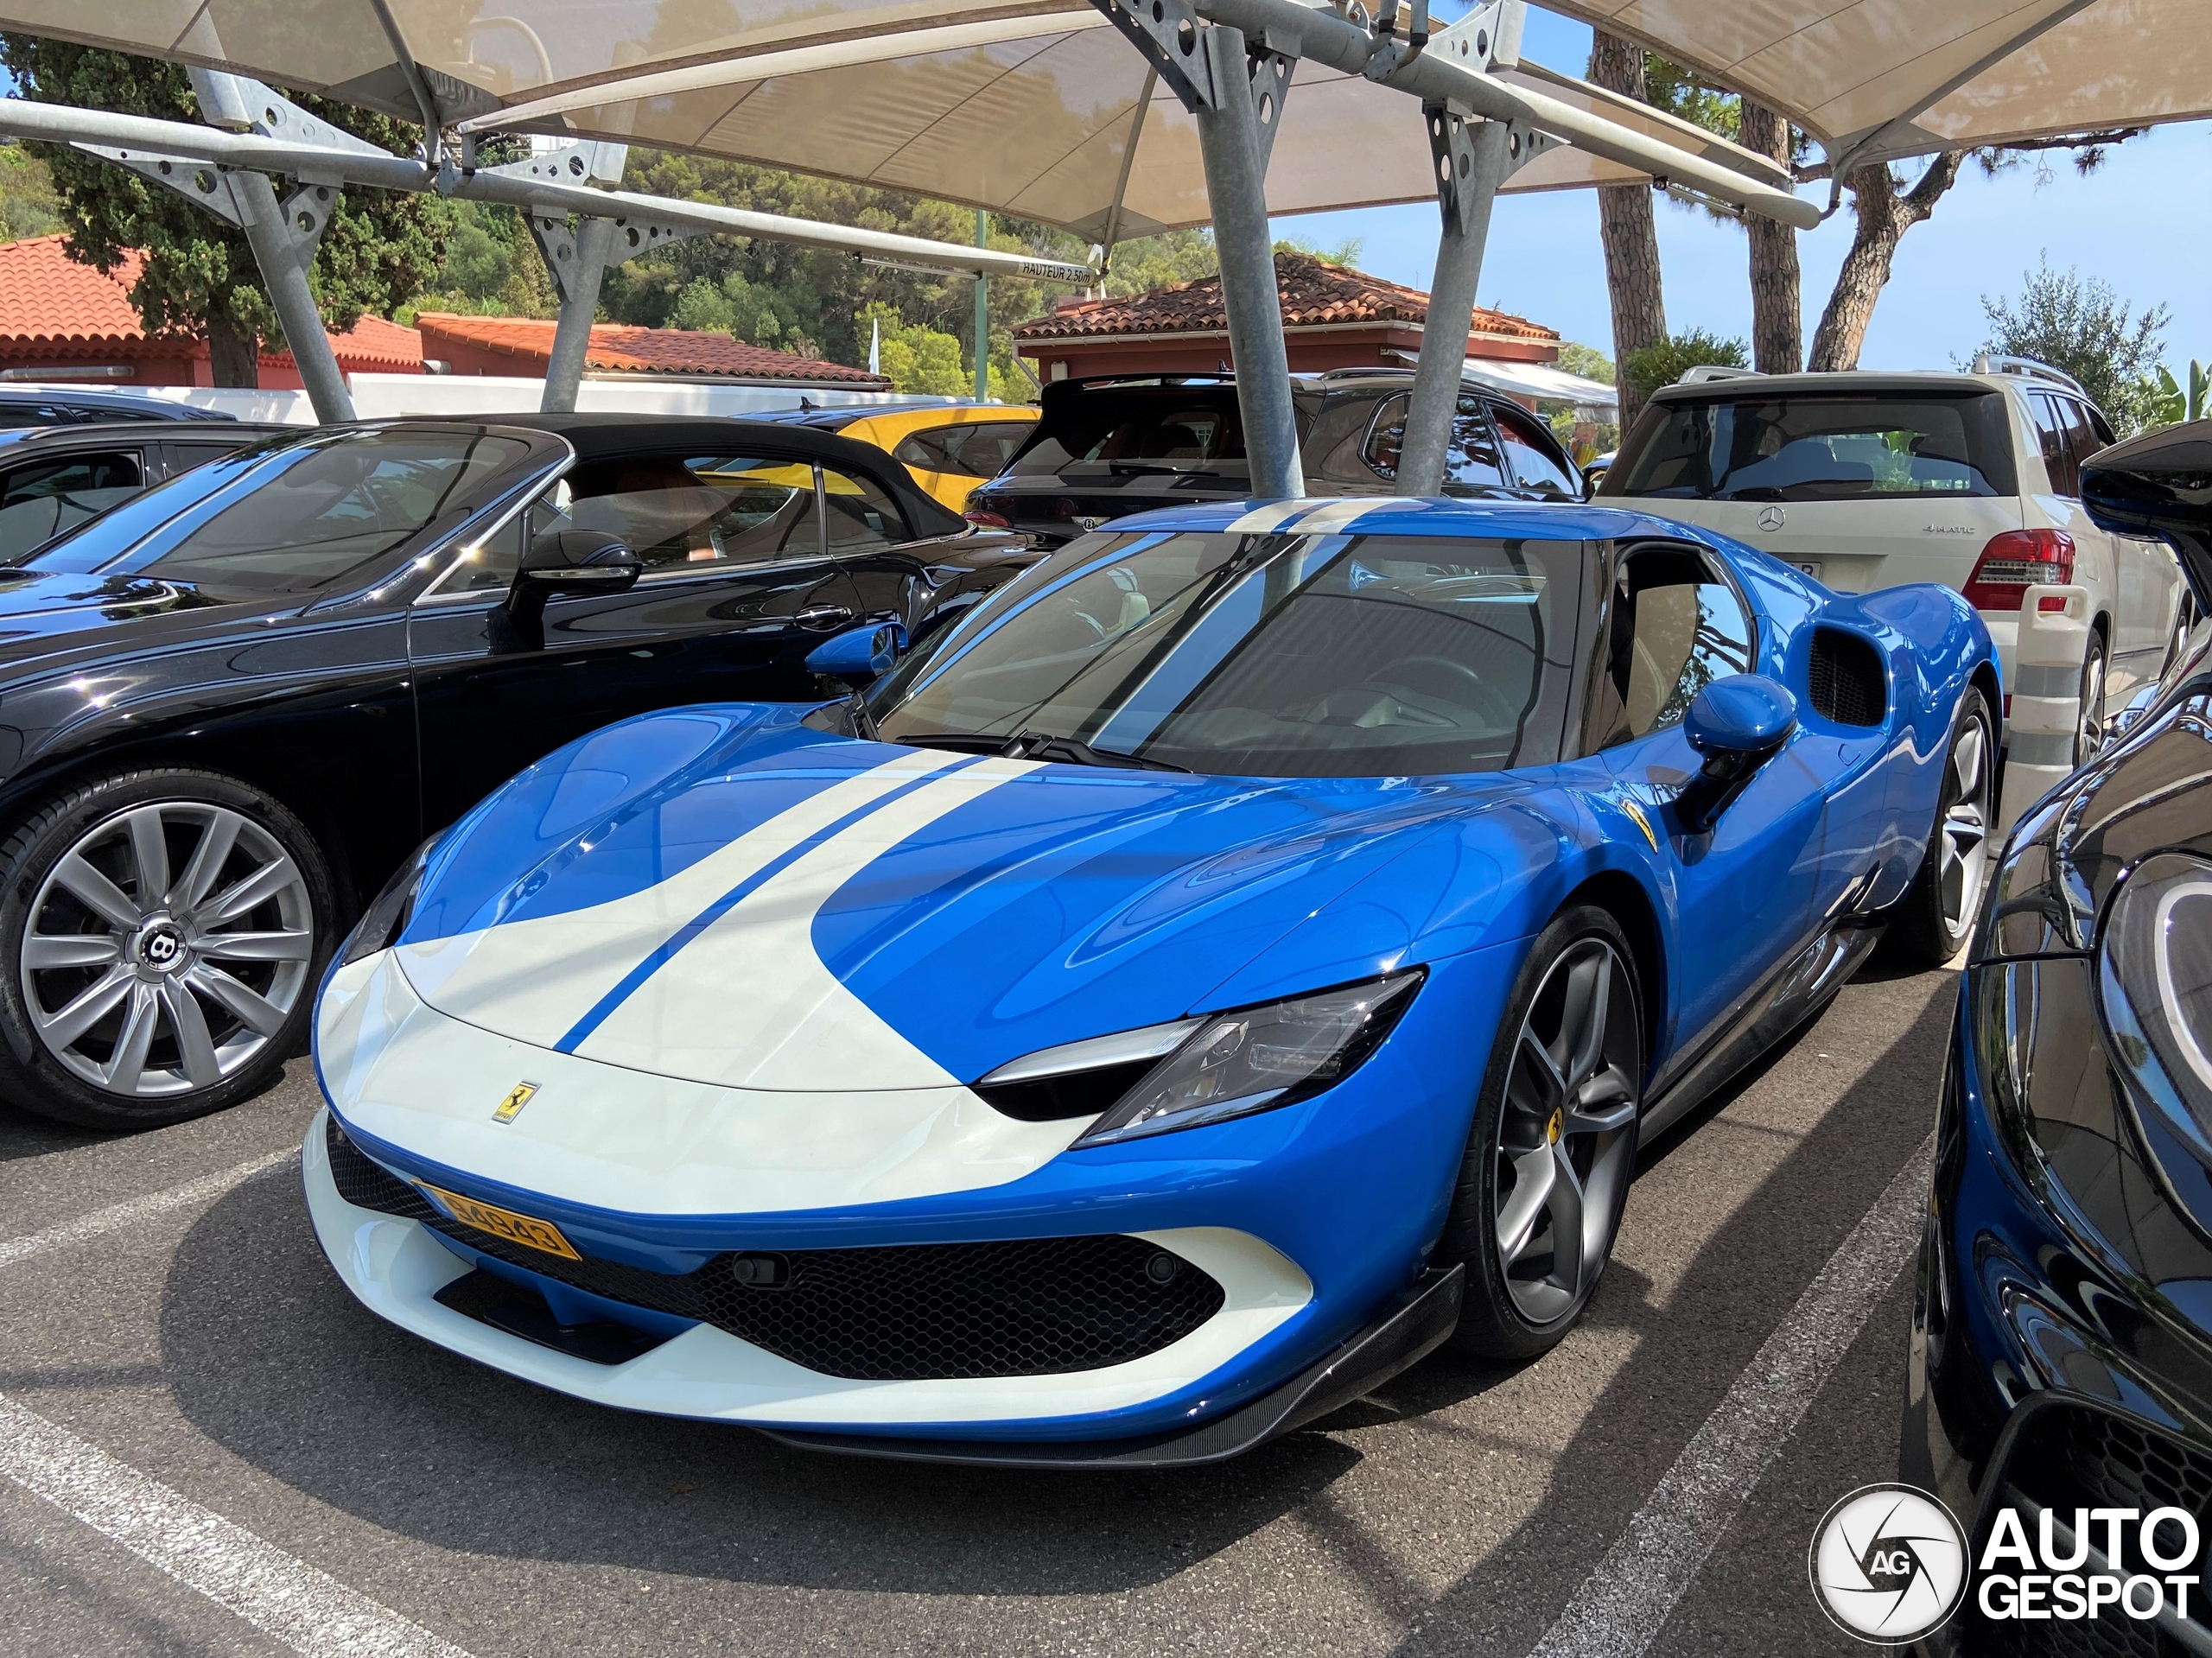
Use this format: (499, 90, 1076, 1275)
(806, 620, 905, 692)
(1676, 674, 1797, 832)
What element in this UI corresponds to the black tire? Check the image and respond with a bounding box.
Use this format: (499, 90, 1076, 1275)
(2074, 627, 2108, 766)
(1886, 687, 1996, 968)
(0, 768, 334, 1131)
(1437, 905, 1644, 1360)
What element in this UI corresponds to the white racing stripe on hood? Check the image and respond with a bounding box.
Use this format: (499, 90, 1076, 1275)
(573, 756, 1041, 1090)
(396, 746, 966, 1054)
(1226, 499, 1324, 534)
(1285, 495, 1402, 535)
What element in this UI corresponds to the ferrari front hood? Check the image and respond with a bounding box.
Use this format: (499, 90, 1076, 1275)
(385, 706, 1510, 1094)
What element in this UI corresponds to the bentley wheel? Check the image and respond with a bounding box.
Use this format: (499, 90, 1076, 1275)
(1440, 905, 1643, 1359)
(0, 769, 334, 1130)
(1886, 687, 1995, 968)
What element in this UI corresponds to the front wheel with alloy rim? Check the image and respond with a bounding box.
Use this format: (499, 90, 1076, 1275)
(2075, 629, 2108, 765)
(1438, 905, 1644, 1359)
(0, 769, 334, 1129)
(1885, 687, 1996, 967)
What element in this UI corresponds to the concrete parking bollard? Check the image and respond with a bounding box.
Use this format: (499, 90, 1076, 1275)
(1998, 582, 2092, 832)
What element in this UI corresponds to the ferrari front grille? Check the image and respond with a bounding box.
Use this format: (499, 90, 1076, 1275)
(325, 1115, 1225, 1380)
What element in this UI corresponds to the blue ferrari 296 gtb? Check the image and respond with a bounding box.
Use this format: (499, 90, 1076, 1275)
(306, 496, 1997, 1465)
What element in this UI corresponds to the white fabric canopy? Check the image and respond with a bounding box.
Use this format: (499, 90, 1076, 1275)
(0, 1, 1789, 237)
(1538, 0, 2212, 161)
(1460, 357, 1618, 410)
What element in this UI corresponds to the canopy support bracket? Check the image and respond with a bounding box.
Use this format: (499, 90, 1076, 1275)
(497, 141, 723, 413)
(1094, 0, 1304, 499)
(87, 70, 359, 422)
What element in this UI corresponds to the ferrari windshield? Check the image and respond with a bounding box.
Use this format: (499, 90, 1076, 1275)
(872, 529, 1582, 778)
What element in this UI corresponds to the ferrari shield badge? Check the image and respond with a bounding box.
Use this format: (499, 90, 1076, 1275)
(493, 1081, 539, 1124)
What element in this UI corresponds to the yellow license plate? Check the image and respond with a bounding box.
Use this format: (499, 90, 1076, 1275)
(420, 1184, 581, 1261)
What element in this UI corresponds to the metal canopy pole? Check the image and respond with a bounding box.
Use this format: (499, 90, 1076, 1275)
(1192, 28, 1300, 499)
(1395, 2, 1554, 496)
(974, 210, 990, 402)
(1097, 0, 1302, 500)
(1396, 115, 1510, 497)
(234, 173, 355, 421)
(533, 213, 618, 413)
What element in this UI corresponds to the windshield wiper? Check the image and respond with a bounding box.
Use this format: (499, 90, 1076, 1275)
(897, 729, 1190, 772)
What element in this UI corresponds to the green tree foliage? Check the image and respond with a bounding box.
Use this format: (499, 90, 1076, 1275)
(1555, 342, 1616, 385)
(1624, 327, 1749, 401)
(2147, 360, 2210, 427)
(401, 199, 556, 322)
(1975, 260, 2169, 435)
(0, 143, 60, 242)
(0, 39, 450, 384)
(594, 154, 1069, 390)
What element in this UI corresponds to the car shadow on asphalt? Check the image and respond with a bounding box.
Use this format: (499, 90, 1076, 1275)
(158, 1176, 1360, 1597)
(1317, 971, 1961, 1656)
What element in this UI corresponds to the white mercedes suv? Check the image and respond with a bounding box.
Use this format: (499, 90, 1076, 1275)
(1597, 358, 2190, 770)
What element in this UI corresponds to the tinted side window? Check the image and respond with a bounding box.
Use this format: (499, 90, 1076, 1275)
(1586, 545, 1757, 750)
(0, 450, 143, 562)
(1359, 394, 1510, 489)
(1492, 404, 1579, 496)
(0, 404, 70, 430)
(892, 426, 962, 473)
(822, 467, 906, 551)
(2031, 393, 2079, 496)
(559, 454, 820, 571)
(948, 421, 1034, 477)
(2061, 398, 2104, 471)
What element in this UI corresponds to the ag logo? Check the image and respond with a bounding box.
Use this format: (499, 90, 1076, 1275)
(1808, 1483, 1968, 1642)
(1756, 505, 1788, 532)
(492, 1081, 538, 1124)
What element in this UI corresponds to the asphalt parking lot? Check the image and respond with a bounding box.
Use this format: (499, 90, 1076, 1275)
(0, 955, 1957, 1658)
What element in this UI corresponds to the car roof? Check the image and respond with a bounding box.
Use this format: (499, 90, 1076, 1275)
(1088, 496, 1707, 543)
(1648, 370, 2045, 402)
(746, 399, 991, 429)
(0, 420, 292, 452)
(475, 411, 968, 536)
(0, 387, 236, 420)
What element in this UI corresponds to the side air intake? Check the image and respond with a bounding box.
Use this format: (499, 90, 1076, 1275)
(1808, 629, 1885, 727)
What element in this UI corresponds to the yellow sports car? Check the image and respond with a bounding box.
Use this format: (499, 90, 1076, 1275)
(749, 401, 1039, 511)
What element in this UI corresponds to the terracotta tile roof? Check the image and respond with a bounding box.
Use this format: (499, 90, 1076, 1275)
(261, 311, 424, 373)
(1013, 251, 1559, 344)
(0, 236, 168, 355)
(0, 234, 423, 372)
(415, 314, 890, 384)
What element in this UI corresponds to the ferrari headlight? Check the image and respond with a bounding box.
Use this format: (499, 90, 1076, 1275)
(1068, 969, 1424, 1148)
(335, 835, 439, 969)
(2098, 851, 2212, 1156)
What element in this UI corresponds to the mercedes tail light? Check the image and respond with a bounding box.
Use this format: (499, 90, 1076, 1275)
(1962, 529, 2075, 610)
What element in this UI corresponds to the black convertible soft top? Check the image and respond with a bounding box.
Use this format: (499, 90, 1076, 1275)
(498, 411, 965, 541)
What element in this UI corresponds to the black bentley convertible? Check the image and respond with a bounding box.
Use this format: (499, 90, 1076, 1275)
(0, 414, 1032, 1129)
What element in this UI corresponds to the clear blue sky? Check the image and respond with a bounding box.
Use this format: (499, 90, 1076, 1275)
(1271, 6, 2211, 374)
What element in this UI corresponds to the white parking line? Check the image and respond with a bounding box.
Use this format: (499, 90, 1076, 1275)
(1525, 1134, 1936, 1658)
(0, 1390, 473, 1658)
(0, 1148, 294, 1270)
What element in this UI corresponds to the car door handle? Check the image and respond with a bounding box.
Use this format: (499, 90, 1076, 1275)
(795, 604, 855, 631)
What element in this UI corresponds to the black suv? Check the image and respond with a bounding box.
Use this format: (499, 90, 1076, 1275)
(965, 370, 1582, 545)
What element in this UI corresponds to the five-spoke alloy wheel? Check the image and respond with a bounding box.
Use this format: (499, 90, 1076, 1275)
(0, 770, 333, 1128)
(1887, 687, 1997, 966)
(1440, 905, 1644, 1358)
